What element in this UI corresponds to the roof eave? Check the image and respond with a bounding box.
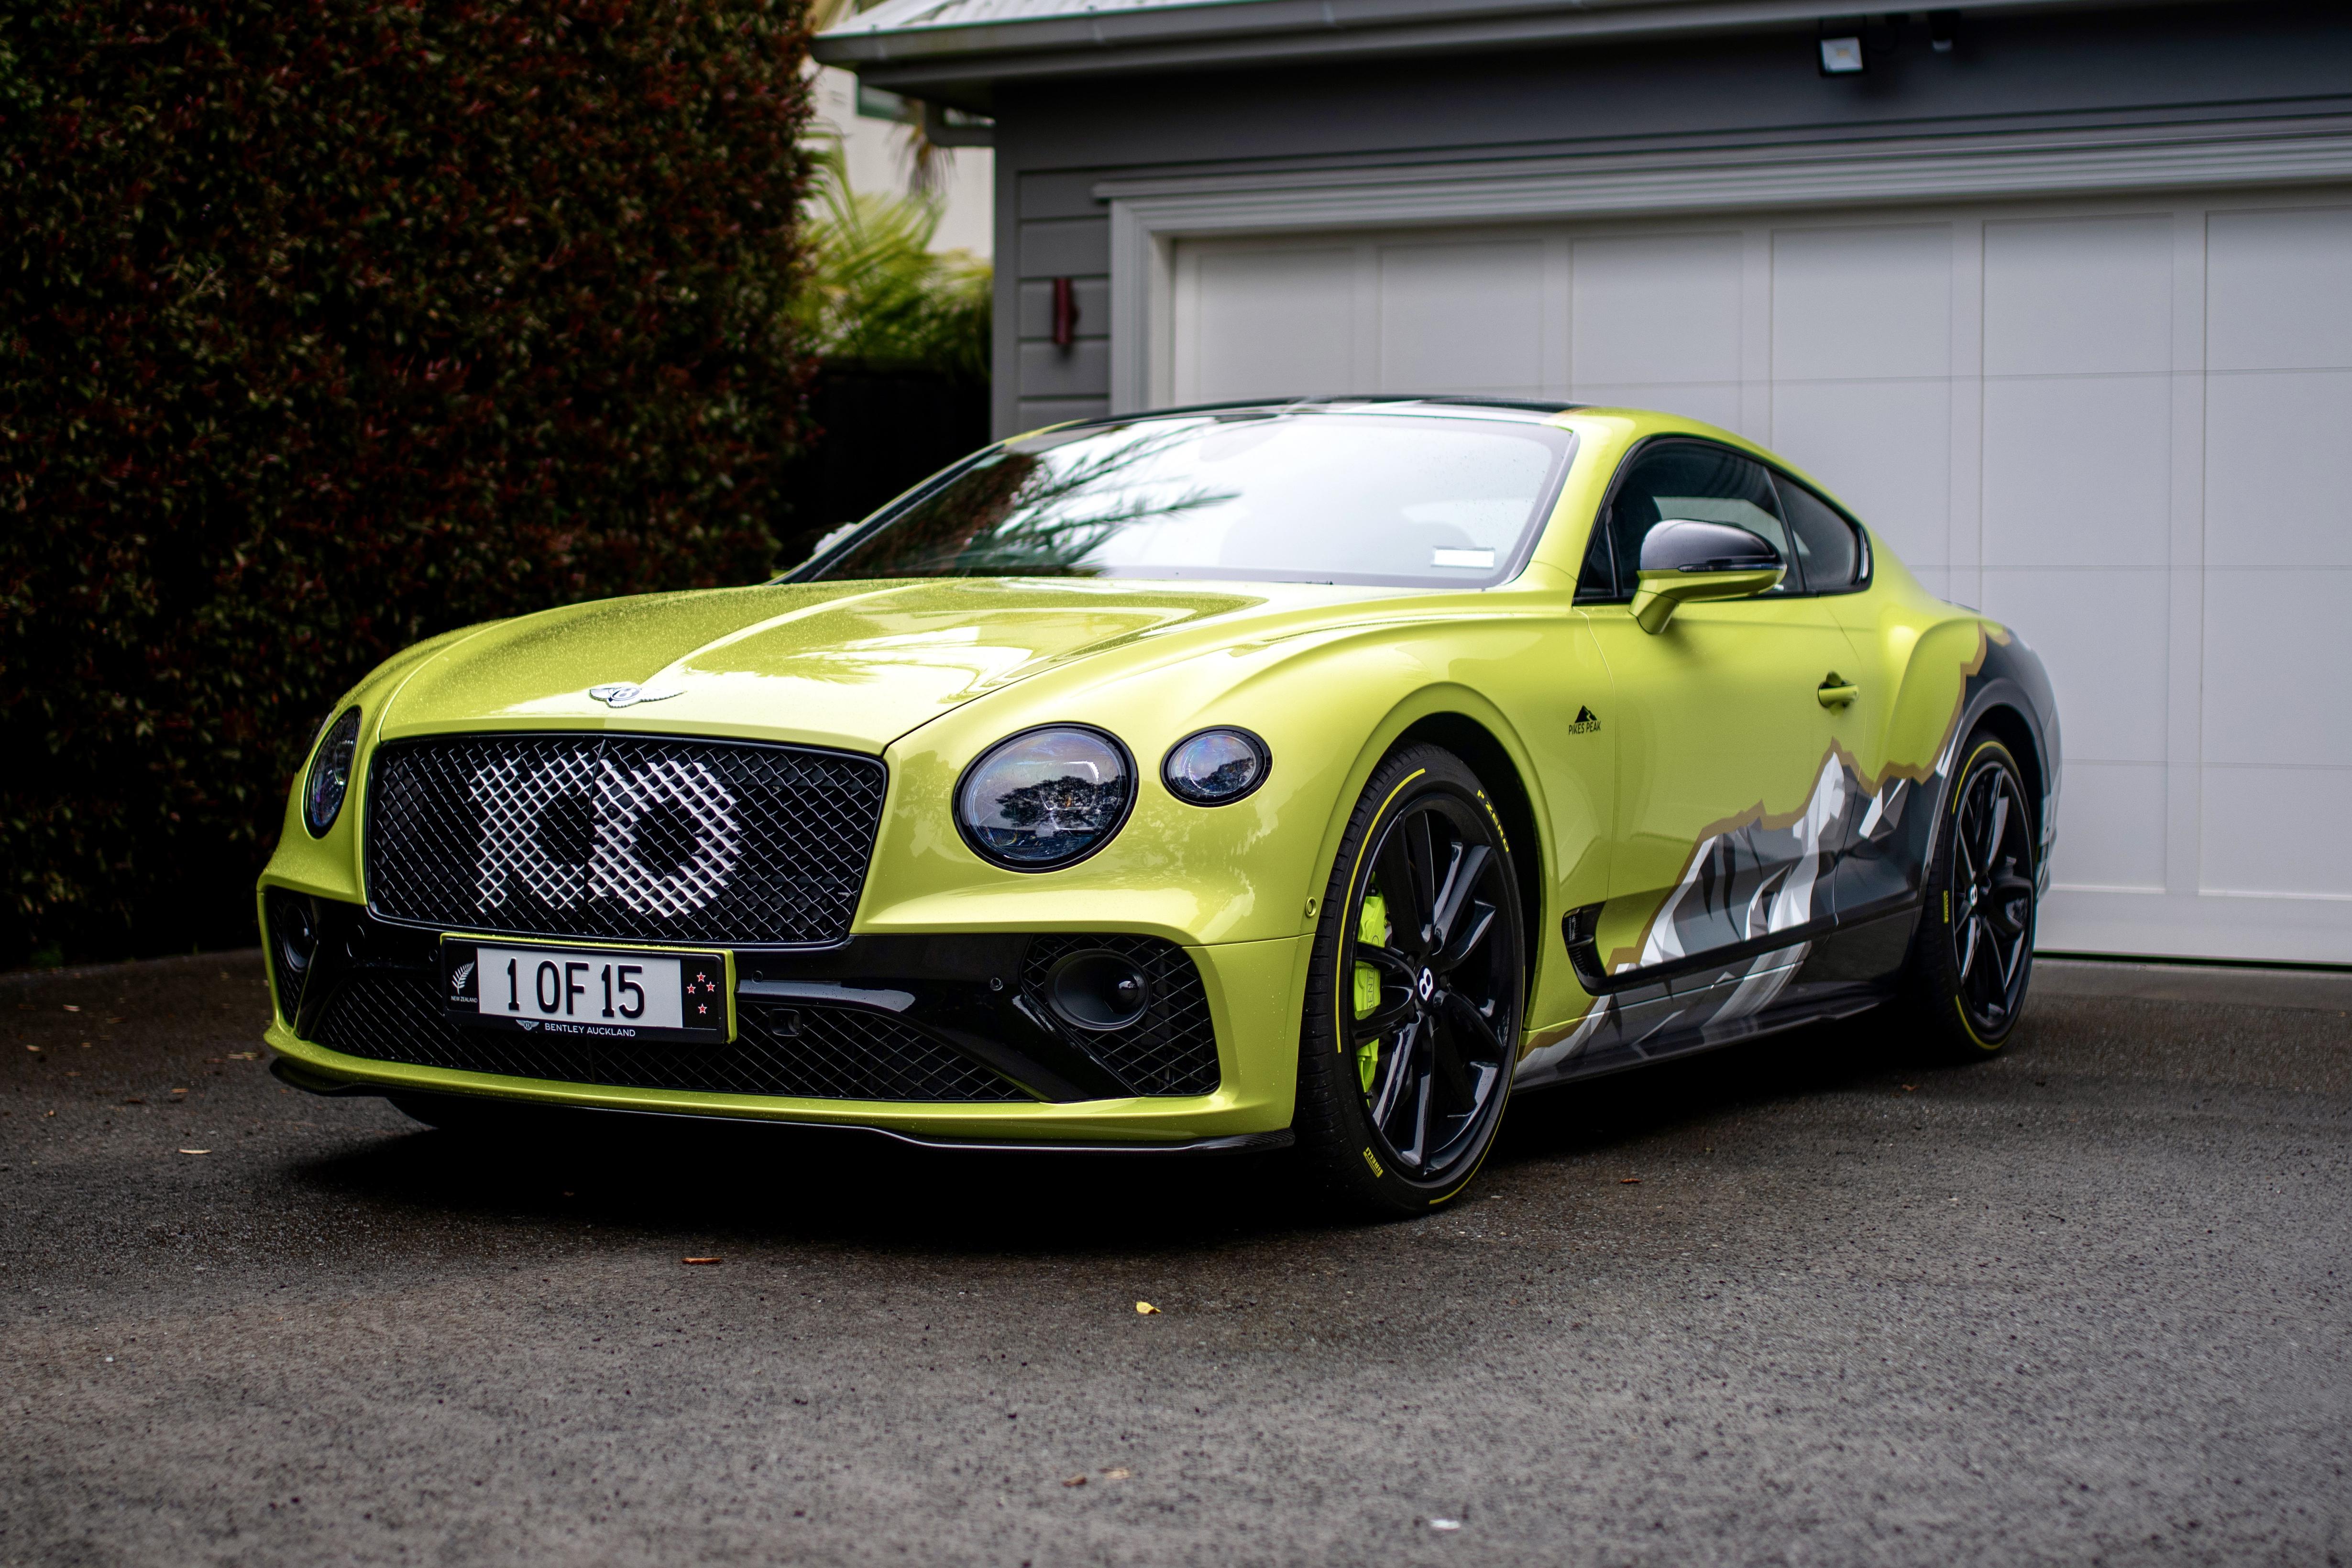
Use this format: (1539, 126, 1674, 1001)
(812, 0, 2173, 93)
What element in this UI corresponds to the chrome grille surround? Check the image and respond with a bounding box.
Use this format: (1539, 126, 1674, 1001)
(367, 733, 886, 946)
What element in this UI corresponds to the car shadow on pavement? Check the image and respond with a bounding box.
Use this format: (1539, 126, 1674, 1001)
(275, 1005, 1996, 1257)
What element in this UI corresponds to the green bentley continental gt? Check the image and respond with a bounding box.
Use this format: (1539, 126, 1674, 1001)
(259, 398, 2059, 1214)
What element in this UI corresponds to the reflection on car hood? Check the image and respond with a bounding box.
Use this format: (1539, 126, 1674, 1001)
(377, 577, 1380, 752)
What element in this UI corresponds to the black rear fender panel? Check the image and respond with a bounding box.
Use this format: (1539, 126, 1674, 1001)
(1929, 633, 2063, 900)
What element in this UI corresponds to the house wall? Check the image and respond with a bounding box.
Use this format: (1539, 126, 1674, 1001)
(991, 0, 2352, 435)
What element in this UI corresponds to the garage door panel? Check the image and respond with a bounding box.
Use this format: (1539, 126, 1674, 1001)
(2207, 205, 2352, 373)
(1569, 232, 1742, 387)
(1189, 247, 1354, 402)
(1377, 240, 1544, 394)
(1981, 568, 2168, 765)
(2199, 765, 2352, 899)
(2202, 567, 2352, 769)
(1769, 223, 1951, 382)
(1769, 378, 1949, 574)
(1164, 190, 2351, 959)
(2204, 370, 2352, 566)
(1985, 215, 2173, 377)
(2049, 761, 2167, 892)
(1982, 374, 2172, 567)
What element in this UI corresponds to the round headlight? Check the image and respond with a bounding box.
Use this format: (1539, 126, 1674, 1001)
(303, 707, 362, 838)
(1162, 727, 1270, 806)
(955, 725, 1134, 869)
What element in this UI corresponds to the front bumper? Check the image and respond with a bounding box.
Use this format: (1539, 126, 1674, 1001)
(262, 901, 1308, 1146)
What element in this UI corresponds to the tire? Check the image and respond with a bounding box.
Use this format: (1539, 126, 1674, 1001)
(1903, 731, 2039, 1059)
(1294, 745, 1525, 1217)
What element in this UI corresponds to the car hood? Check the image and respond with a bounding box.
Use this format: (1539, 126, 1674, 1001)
(376, 577, 1379, 753)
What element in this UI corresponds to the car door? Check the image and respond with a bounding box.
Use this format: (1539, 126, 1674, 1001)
(1768, 471, 1915, 925)
(1574, 439, 1881, 983)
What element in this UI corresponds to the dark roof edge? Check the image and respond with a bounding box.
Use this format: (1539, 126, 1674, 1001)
(816, 0, 2184, 93)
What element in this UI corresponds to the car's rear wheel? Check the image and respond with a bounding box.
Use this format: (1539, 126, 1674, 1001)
(1903, 732, 2038, 1058)
(1295, 745, 1524, 1216)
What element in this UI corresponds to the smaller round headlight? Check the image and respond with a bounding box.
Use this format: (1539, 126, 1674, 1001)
(956, 725, 1134, 869)
(304, 707, 363, 838)
(1161, 727, 1270, 806)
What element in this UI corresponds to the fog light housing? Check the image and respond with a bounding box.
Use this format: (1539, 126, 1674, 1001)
(1161, 726, 1270, 806)
(1044, 949, 1151, 1032)
(264, 888, 320, 1019)
(303, 707, 362, 837)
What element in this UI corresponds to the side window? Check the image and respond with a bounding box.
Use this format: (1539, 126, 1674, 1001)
(1593, 442, 1796, 599)
(1772, 476, 1866, 592)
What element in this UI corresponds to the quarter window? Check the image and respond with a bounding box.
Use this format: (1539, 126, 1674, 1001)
(1771, 476, 1867, 592)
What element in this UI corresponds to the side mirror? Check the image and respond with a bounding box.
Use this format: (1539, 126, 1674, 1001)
(1630, 519, 1786, 633)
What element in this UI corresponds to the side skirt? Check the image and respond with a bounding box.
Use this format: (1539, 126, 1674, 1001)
(1515, 905, 1919, 1093)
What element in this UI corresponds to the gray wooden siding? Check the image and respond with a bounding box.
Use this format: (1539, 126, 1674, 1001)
(1005, 170, 1111, 434)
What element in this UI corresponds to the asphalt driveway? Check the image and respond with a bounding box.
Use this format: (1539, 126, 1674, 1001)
(4, 952, 2347, 1566)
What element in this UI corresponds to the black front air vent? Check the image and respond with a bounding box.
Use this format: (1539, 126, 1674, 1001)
(365, 734, 887, 946)
(316, 976, 1029, 1103)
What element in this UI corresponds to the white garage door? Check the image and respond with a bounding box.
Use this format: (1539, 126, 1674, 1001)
(1169, 195, 2352, 963)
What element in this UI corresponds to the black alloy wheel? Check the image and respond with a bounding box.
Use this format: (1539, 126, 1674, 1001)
(1296, 746, 1524, 1215)
(1906, 733, 2038, 1056)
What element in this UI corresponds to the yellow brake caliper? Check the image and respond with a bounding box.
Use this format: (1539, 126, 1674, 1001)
(1353, 891, 1388, 1093)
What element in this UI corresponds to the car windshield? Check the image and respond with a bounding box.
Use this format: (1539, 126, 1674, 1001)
(802, 410, 1579, 589)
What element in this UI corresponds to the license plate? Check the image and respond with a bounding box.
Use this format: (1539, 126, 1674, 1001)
(442, 940, 730, 1044)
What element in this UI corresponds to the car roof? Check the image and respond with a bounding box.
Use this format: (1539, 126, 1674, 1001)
(1045, 395, 1585, 432)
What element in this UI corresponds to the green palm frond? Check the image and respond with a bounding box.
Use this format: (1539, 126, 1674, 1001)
(795, 138, 991, 376)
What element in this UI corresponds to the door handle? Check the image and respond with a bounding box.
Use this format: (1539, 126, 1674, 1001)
(1817, 674, 1859, 709)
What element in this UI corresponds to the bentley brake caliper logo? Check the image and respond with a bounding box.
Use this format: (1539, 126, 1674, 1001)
(1569, 705, 1602, 735)
(587, 682, 683, 709)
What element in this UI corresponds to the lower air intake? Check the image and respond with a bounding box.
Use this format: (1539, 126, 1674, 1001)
(316, 975, 1027, 1102)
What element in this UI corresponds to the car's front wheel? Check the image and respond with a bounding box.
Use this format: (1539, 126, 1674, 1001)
(1294, 745, 1525, 1216)
(1903, 731, 2039, 1057)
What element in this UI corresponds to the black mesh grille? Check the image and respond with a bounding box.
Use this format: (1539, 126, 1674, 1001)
(315, 974, 1026, 1103)
(366, 734, 886, 946)
(1021, 935, 1220, 1096)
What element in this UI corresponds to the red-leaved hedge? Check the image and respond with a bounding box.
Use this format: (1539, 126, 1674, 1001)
(1, 0, 815, 965)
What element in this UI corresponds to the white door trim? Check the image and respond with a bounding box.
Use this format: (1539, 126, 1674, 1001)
(1102, 115, 2352, 413)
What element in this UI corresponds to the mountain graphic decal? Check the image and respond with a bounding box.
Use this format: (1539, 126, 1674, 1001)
(1570, 706, 1601, 735)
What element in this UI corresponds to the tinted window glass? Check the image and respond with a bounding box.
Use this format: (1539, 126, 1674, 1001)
(1773, 476, 1864, 591)
(806, 412, 1578, 590)
(1594, 443, 1793, 598)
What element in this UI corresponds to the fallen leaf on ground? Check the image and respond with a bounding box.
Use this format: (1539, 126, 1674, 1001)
(1063, 1475, 1087, 1487)
(1101, 1468, 1133, 1480)
(1429, 1518, 1462, 1532)
(120, 1098, 143, 1106)
(1619, 1177, 1642, 1184)
(23, 1045, 38, 1053)
(1901, 1084, 1917, 1092)
(179, 1148, 210, 1155)
(681, 1256, 723, 1266)
(62, 1005, 80, 1013)
(1134, 1301, 1160, 1315)
(226, 1052, 257, 1061)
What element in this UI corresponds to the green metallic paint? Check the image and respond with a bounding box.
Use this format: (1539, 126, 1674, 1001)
(256, 406, 2019, 1143)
